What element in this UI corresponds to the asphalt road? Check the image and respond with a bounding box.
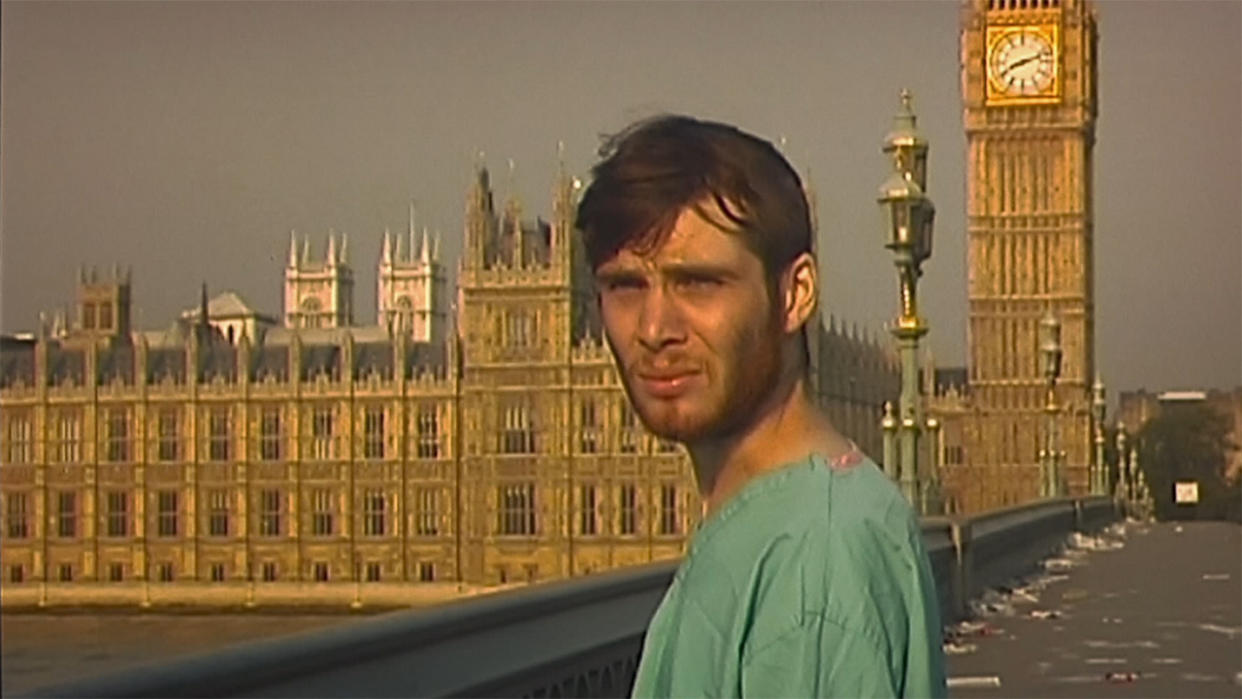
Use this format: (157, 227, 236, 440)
(947, 520, 1242, 698)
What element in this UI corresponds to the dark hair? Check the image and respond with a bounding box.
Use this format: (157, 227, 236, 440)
(575, 115, 813, 284)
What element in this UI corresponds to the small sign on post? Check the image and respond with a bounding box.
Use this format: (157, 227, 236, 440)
(1174, 481, 1199, 504)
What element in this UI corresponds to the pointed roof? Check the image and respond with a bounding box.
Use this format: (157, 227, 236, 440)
(181, 291, 276, 323)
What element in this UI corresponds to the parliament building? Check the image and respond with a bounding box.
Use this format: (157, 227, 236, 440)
(0, 163, 898, 591)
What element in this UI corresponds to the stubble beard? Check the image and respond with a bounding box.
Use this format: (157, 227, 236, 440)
(620, 308, 786, 446)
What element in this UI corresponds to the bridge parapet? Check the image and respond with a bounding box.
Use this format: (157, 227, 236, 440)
(21, 496, 1119, 699)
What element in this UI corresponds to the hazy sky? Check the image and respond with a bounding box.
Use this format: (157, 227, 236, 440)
(2, 1, 1239, 396)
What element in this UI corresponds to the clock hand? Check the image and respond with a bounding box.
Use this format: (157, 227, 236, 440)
(1007, 53, 1041, 71)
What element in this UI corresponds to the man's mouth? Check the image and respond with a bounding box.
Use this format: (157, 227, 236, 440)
(635, 371, 700, 398)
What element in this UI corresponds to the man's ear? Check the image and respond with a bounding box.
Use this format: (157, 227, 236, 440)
(781, 253, 818, 335)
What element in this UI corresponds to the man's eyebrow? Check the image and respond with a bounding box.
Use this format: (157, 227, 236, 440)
(594, 267, 646, 283)
(660, 262, 739, 280)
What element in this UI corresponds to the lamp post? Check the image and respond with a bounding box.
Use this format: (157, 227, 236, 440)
(925, 416, 942, 515)
(1091, 377, 1107, 495)
(1039, 310, 1063, 498)
(881, 401, 897, 481)
(1114, 425, 1128, 503)
(877, 89, 935, 512)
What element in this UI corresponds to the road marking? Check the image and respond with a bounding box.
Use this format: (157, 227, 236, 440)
(947, 676, 1001, 688)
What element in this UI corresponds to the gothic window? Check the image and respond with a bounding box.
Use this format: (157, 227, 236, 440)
(363, 405, 385, 460)
(363, 489, 386, 537)
(82, 302, 96, 330)
(618, 402, 638, 454)
(104, 407, 131, 463)
(618, 483, 637, 536)
(5, 492, 29, 539)
(496, 483, 537, 536)
(156, 490, 179, 537)
(208, 407, 230, 462)
(311, 489, 334, 537)
(99, 302, 113, 330)
(105, 491, 128, 538)
(658, 483, 680, 536)
(579, 399, 598, 454)
(416, 405, 440, 459)
(414, 487, 439, 537)
(505, 309, 537, 349)
(395, 296, 414, 333)
(3, 410, 31, 464)
(56, 491, 77, 538)
(365, 562, 382, 582)
(310, 405, 334, 460)
(259, 406, 282, 461)
(418, 562, 436, 582)
(300, 297, 323, 329)
(259, 489, 282, 537)
(208, 489, 230, 537)
(52, 410, 82, 464)
(500, 401, 536, 454)
(156, 407, 179, 462)
(579, 484, 598, 536)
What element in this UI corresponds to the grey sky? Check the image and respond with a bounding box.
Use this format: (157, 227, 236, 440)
(2, 0, 1239, 396)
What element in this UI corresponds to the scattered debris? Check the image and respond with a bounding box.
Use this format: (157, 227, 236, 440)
(1180, 672, 1222, 682)
(1043, 557, 1077, 573)
(943, 641, 978, 655)
(1151, 657, 1182, 665)
(1085, 658, 1127, 665)
(1084, 640, 1158, 649)
(1051, 674, 1103, 684)
(1174, 525, 1184, 533)
(1062, 588, 1088, 601)
(1104, 671, 1141, 683)
(1102, 617, 1124, 624)
(947, 676, 1001, 689)
(1029, 609, 1062, 620)
(1196, 623, 1242, 639)
(1202, 573, 1231, 581)
(1069, 531, 1125, 551)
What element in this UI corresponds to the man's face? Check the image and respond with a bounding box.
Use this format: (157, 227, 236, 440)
(594, 202, 786, 444)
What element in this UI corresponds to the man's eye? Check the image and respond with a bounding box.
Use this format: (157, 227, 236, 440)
(676, 276, 721, 290)
(605, 279, 643, 292)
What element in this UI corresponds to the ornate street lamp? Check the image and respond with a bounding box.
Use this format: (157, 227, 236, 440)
(1114, 425, 1128, 503)
(881, 401, 897, 481)
(1039, 310, 1063, 498)
(877, 89, 935, 511)
(1091, 377, 1107, 495)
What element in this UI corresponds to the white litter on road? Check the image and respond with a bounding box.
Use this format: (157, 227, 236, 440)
(1085, 658, 1127, 665)
(1084, 640, 1158, 649)
(1202, 573, 1231, 581)
(1196, 623, 1242, 639)
(947, 676, 1002, 688)
(1151, 657, 1183, 665)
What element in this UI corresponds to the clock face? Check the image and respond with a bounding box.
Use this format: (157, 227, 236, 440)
(989, 29, 1056, 97)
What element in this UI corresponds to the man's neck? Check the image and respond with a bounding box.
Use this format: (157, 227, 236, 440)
(686, 376, 853, 519)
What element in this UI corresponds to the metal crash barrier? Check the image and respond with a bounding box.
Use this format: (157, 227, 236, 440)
(22, 496, 1117, 699)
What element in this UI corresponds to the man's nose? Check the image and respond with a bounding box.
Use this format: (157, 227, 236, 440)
(636, 285, 686, 352)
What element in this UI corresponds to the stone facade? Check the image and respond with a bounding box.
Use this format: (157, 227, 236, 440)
(0, 163, 897, 594)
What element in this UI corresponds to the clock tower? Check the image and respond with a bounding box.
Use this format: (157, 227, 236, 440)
(955, 0, 1098, 508)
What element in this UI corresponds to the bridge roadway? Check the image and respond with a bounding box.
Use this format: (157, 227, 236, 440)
(947, 520, 1241, 698)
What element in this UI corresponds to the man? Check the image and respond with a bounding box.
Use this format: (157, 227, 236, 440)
(575, 115, 946, 698)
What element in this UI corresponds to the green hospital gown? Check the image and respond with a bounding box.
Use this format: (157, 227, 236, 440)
(630, 453, 947, 698)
